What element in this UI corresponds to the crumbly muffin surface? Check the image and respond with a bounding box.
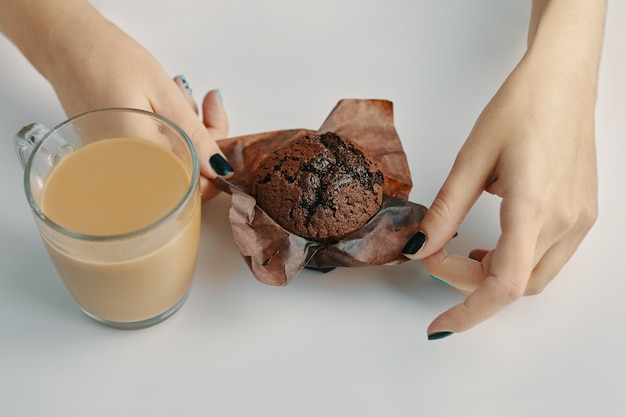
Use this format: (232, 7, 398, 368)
(253, 132, 384, 242)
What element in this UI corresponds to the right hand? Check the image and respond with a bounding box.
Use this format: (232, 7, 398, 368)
(2, 0, 231, 202)
(46, 13, 231, 202)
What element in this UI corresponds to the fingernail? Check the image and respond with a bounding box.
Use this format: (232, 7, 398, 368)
(180, 75, 193, 95)
(429, 275, 452, 287)
(216, 89, 223, 105)
(402, 231, 426, 255)
(428, 331, 454, 341)
(209, 153, 234, 176)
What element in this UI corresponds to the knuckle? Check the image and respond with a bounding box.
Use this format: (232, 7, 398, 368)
(581, 201, 599, 228)
(420, 251, 446, 274)
(529, 194, 588, 234)
(189, 128, 207, 145)
(554, 208, 579, 232)
(488, 274, 526, 303)
(551, 199, 598, 236)
(503, 280, 525, 302)
(524, 281, 547, 296)
(186, 123, 211, 146)
(507, 284, 526, 302)
(428, 193, 456, 225)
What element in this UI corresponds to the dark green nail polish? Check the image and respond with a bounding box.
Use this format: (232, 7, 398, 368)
(209, 153, 234, 176)
(428, 331, 454, 341)
(402, 231, 426, 254)
(429, 275, 452, 287)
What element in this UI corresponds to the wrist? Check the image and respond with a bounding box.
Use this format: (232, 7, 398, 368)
(0, 0, 111, 85)
(42, 4, 114, 86)
(523, 0, 606, 101)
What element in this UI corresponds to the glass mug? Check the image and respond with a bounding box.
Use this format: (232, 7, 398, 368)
(14, 108, 201, 329)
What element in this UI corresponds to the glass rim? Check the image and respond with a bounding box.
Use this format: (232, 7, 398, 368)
(24, 107, 200, 242)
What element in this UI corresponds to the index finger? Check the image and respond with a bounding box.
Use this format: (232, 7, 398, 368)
(427, 197, 539, 338)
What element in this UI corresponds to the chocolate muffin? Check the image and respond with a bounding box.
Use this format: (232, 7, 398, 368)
(252, 132, 384, 243)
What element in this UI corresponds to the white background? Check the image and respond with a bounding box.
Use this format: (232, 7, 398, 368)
(1, 1, 624, 416)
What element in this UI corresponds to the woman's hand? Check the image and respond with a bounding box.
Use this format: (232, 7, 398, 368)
(403, 0, 606, 339)
(0, 0, 231, 202)
(49, 19, 231, 202)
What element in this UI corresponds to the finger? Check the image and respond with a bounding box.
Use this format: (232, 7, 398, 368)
(426, 274, 519, 339)
(420, 248, 486, 294)
(201, 89, 229, 138)
(524, 241, 572, 295)
(427, 196, 539, 338)
(403, 147, 493, 260)
(173, 75, 198, 114)
(525, 217, 593, 295)
(460, 242, 571, 297)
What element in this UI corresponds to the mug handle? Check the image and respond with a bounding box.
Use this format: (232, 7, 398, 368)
(14, 123, 51, 168)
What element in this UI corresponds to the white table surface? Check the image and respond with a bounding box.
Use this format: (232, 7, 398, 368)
(1, 1, 625, 416)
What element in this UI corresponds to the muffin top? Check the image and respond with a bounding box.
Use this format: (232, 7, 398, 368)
(252, 132, 384, 242)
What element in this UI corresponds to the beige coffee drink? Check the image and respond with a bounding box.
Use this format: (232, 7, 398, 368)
(40, 138, 200, 324)
(16, 109, 201, 329)
(41, 138, 190, 236)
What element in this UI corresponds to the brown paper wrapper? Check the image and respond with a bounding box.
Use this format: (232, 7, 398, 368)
(216, 99, 427, 286)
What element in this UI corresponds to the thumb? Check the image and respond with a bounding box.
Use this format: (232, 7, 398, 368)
(402, 153, 487, 260)
(201, 89, 229, 139)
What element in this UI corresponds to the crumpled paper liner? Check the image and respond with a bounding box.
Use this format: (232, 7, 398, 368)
(216, 99, 427, 286)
